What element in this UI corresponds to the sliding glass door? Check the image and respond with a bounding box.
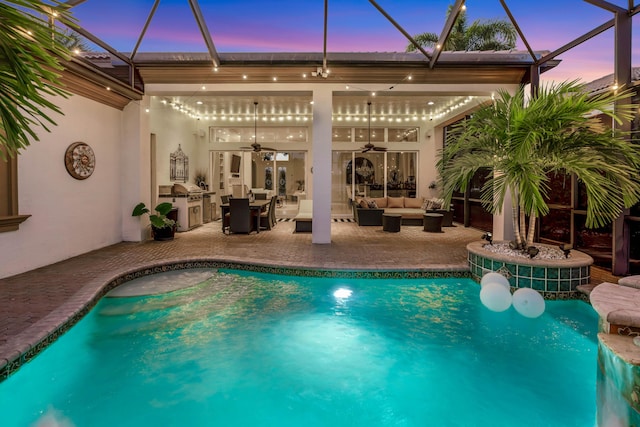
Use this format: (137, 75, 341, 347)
(332, 151, 417, 216)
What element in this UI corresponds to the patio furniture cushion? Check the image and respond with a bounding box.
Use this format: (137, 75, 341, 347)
(404, 197, 424, 209)
(294, 200, 313, 232)
(387, 197, 404, 208)
(370, 197, 387, 208)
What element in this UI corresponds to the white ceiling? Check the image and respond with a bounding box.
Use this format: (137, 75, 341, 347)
(152, 92, 490, 123)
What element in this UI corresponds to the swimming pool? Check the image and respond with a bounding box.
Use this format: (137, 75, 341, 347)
(0, 269, 598, 426)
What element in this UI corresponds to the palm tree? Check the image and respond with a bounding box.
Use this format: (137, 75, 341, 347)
(56, 28, 91, 52)
(0, 0, 74, 160)
(406, 7, 516, 52)
(438, 80, 640, 250)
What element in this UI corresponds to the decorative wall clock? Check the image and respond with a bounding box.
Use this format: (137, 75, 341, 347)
(64, 142, 96, 180)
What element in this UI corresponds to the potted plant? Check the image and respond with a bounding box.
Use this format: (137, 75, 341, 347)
(131, 202, 176, 241)
(438, 80, 640, 252)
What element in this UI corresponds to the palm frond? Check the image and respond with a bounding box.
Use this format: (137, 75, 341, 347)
(0, 0, 75, 159)
(440, 80, 640, 235)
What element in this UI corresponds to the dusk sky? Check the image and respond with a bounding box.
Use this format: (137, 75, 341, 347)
(70, 0, 639, 84)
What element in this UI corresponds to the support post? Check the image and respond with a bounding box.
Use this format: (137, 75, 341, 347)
(311, 88, 332, 244)
(611, 9, 632, 275)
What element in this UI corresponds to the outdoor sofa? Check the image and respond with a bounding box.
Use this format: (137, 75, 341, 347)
(353, 196, 452, 226)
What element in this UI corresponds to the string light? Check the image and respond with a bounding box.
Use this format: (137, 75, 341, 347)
(155, 94, 480, 123)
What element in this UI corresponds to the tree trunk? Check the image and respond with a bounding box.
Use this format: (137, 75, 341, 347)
(526, 211, 537, 247)
(511, 192, 523, 248)
(519, 204, 527, 249)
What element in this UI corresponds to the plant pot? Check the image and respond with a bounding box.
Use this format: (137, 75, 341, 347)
(152, 225, 175, 241)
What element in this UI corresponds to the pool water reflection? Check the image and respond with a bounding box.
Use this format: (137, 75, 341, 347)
(0, 269, 598, 427)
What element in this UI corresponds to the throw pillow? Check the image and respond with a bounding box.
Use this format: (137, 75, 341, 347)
(387, 196, 404, 208)
(431, 200, 442, 210)
(367, 200, 379, 209)
(404, 197, 423, 209)
(359, 199, 369, 209)
(422, 199, 432, 211)
(371, 197, 387, 208)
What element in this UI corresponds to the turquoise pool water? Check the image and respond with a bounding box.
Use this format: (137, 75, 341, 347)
(0, 269, 598, 426)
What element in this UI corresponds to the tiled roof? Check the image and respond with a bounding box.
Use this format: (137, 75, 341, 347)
(583, 67, 640, 94)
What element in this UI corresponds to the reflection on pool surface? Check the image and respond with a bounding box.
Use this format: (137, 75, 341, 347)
(0, 269, 598, 427)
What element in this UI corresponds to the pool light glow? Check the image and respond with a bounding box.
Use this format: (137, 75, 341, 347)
(333, 288, 353, 299)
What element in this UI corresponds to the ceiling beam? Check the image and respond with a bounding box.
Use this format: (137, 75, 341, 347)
(131, 0, 161, 61)
(323, 0, 328, 71)
(63, 0, 88, 7)
(536, 18, 614, 66)
(429, 0, 465, 69)
(583, 0, 626, 13)
(187, 0, 220, 68)
(368, 0, 432, 61)
(499, 0, 537, 62)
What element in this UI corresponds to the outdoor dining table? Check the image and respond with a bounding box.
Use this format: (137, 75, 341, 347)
(220, 199, 271, 233)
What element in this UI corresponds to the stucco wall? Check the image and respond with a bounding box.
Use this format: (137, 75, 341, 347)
(151, 100, 208, 190)
(0, 94, 124, 279)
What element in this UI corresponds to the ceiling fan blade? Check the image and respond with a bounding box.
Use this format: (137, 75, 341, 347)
(260, 147, 277, 152)
(361, 147, 372, 153)
(373, 146, 387, 151)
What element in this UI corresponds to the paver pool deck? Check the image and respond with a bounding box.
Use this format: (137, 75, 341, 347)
(0, 220, 620, 375)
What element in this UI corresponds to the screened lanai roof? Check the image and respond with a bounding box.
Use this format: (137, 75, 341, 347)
(56, 0, 639, 111)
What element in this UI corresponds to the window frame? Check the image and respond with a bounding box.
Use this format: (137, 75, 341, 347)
(0, 153, 30, 232)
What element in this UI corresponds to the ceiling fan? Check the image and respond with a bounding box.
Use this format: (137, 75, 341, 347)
(241, 101, 277, 153)
(361, 101, 386, 153)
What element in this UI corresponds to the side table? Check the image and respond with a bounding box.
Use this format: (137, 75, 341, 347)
(423, 213, 443, 232)
(382, 214, 402, 232)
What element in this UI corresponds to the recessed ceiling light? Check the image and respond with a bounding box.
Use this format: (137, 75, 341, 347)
(427, 101, 435, 105)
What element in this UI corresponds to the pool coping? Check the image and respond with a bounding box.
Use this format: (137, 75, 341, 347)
(0, 258, 471, 382)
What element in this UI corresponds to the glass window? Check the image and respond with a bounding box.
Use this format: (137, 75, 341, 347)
(388, 127, 418, 142)
(354, 127, 384, 143)
(332, 128, 352, 142)
(210, 127, 308, 143)
(331, 127, 418, 143)
(0, 147, 29, 232)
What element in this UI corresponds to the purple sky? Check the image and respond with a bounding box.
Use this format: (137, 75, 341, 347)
(70, 0, 638, 84)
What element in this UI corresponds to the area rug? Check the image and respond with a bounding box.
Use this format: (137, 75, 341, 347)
(276, 218, 355, 223)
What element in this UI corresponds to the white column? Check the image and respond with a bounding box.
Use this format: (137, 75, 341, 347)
(311, 88, 332, 244)
(121, 96, 151, 242)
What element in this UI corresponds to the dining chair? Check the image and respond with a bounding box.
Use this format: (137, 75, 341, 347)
(228, 198, 256, 234)
(260, 195, 278, 230)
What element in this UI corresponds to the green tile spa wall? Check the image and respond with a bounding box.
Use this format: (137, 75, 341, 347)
(468, 252, 590, 300)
